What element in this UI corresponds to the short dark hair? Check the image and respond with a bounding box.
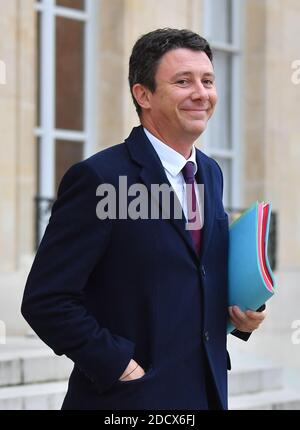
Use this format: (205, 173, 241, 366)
(129, 28, 213, 116)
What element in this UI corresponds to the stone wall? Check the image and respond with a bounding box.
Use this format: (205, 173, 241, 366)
(0, 0, 300, 336)
(0, 0, 36, 334)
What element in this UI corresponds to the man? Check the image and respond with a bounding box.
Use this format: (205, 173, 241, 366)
(21, 28, 265, 410)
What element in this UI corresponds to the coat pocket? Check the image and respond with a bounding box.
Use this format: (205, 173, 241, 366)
(116, 365, 156, 386)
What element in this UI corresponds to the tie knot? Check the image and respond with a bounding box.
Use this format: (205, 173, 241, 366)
(182, 161, 195, 184)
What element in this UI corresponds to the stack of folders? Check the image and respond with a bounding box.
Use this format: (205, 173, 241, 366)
(227, 201, 276, 334)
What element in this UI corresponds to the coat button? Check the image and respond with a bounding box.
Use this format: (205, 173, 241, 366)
(204, 331, 210, 341)
(201, 265, 206, 277)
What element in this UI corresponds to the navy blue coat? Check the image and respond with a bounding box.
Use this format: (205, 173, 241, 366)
(22, 126, 239, 410)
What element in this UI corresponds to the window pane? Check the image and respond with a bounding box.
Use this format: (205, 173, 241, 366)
(209, 50, 232, 150)
(56, 16, 84, 131)
(210, 0, 232, 44)
(56, 0, 85, 10)
(214, 157, 232, 208)
(36, 137, 41, 195)
(36, 11, 41, 127)
(36, 137, 53, 247)
(55, 140, 83, 191)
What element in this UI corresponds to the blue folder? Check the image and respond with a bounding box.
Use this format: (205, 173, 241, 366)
(227, 202, 276, 333)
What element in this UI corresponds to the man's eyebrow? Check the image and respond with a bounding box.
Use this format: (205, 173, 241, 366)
(171, 71, 192, 80)
(171, 71, 215, 80)
(203, 72, 215, 79)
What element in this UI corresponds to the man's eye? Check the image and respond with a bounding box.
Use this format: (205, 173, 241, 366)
(176, 79, 189, 85)
(203, 80, 214, 87)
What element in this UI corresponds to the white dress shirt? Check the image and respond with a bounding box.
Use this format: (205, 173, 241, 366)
(144, 127, 202, 224)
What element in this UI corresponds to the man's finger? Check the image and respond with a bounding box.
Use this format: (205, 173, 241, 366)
(245, 309, 266, 321)
(232, 306, 247, 321)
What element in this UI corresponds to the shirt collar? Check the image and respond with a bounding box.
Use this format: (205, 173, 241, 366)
(143, 127, 198, 178)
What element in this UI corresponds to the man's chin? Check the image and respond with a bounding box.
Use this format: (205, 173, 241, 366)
(184, 120, 207, 136)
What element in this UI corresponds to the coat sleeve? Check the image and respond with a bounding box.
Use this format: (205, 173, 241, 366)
(21, 161, 135, 394)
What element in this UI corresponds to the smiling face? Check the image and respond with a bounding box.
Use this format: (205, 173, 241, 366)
(132, 48, 218, 156)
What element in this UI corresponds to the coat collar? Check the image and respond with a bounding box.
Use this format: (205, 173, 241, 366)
(124, 126, 216, 263)
(143, 127, 198, 178)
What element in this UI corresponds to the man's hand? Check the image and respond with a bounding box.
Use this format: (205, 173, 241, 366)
(228, 305, 266, 332)
(119, 359, 145, 381)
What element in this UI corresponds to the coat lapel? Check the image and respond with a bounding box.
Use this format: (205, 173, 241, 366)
(139, 164, 197, 260)
(195, 149, 216, 261)
(125, 126, 215, 263)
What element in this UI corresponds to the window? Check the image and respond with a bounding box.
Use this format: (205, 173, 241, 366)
(202, 0, 242, 209)
(35, 0, 96, 242)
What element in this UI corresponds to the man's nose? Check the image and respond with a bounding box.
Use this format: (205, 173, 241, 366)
(191, 82, 209, 101)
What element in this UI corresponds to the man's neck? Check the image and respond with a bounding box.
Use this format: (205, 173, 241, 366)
(142, 123, 194, 159)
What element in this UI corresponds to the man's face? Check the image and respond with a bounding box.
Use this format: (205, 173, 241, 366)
(145, 48, 217, 143)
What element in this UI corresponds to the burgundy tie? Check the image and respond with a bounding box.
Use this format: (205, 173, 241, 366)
(182, 161, 202, 254)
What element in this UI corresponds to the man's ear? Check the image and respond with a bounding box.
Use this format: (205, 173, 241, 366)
(132, 84, 152, 111)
